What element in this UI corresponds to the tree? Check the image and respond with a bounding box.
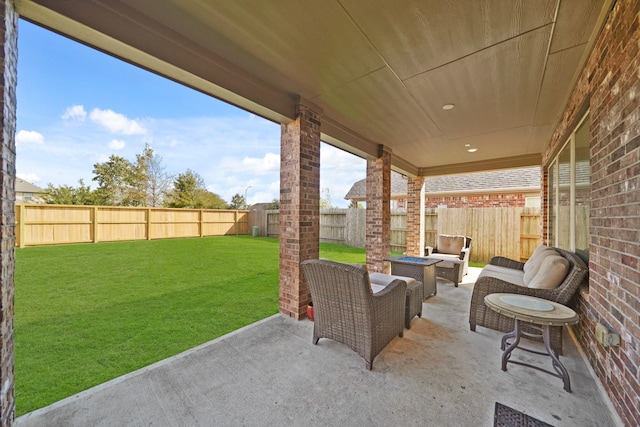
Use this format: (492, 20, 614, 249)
(197, 189, 228, 209)
(136, 144, 173, 207)
(166, 169, 204, 208)
(42, 179, 95, 205)
(165, 170, 226, 208)
(228, 193, 247, 209)
(268, 198, 280, 209)
(320, 187, 334, 209)
(92, 155, 136, 206)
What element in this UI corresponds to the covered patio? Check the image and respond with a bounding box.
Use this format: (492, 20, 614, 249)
(15, 274, 620, 426)
(1, 1, 638, 426)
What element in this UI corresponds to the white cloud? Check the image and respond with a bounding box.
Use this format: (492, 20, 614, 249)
(241, 153, 280, 175)
(108, 139, 126, 150)
(89, 108, 147, 135)
(16, 130, 44, 145)
(61, 105, 87, 122)
(17, 173, 41, 183)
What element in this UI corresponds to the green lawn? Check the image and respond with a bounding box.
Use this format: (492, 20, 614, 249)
(14, 236, 375, 415)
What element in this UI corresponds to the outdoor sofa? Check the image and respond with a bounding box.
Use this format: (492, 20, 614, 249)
(468, 246, 588, 354)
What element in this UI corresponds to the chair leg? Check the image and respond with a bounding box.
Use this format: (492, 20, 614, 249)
(312, 337, 319, 345)
(366, 360, 373, 370)
(470, 324, 476, 331)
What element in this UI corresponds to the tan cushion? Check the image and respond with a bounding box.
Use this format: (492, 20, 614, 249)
(523, 245, 549, 272)
(437, 235, 465, 255)
(478, 265, 526, 287)
(369, 272, 416, 287)
(527, 255, 570, 289)
(523, 249, 558, 284)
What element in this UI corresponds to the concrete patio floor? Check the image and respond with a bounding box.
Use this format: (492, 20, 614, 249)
(16, 268, 622, 427)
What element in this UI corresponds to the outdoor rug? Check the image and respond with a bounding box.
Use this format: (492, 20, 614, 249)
(494, 402, 554, 427)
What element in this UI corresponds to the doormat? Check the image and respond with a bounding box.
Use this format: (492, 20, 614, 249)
(494, 402, 554, 427)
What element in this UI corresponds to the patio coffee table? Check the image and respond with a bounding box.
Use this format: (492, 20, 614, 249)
(484, 293, 580, 392)
(384, 256, 442, 298)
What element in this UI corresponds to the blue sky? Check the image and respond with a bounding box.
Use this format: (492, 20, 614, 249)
(16, 20, 365, 208)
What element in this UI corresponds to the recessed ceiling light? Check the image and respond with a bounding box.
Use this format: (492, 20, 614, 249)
(464, 144, 471, 147)
(442, 104, 455, 110)
(467, 148, 478, 153)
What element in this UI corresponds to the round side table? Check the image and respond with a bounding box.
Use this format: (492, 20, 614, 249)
(484, 293, 579, 392)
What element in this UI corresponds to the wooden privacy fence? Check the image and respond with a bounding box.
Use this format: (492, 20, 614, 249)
(15, 204, 249, 248)
(251, 207, 541, 264)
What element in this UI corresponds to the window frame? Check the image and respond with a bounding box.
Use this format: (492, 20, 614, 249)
(547, 112, 589, 254)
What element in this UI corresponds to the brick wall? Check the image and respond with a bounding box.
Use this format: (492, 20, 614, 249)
(0, 0, 17, 425)
(425, 193, 527, 208)
(365, 148, 391, 273)
(546, 1, 640, 425)
(279, 103, 321, 319)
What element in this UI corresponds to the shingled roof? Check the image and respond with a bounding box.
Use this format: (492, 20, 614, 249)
(343, 173, 409, 201)
(423, 167, 540, 194)
(344, 167, 540, 201)
(15, 177, 43, 193)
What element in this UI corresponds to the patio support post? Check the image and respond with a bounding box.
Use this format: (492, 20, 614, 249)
(0, 0, 17, 425)
(279, 100, 321, 319)
(365, 146, 391, 273)
(405, 176, 425, 256)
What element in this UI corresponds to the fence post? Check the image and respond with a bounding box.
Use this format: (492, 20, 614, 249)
(92, 206, 99, 243)
(200, 209, 204, 237)
(146, 208, 152, 240)
(234, 210, 239, 235)
(18, 204, 25, 248)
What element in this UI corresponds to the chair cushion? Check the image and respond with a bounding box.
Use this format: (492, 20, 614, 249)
(477, 265, 526, 286)
(527, 255, 570, 289)
(437, 234, 465, 255)
(369, 273, 416, 291)
(523, 249, 559, 284)
(370, 283, 387, 294)
(427, 253, 462, 265)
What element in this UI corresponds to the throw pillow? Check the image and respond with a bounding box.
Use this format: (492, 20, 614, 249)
(523, 249, 558, 284)
(527, 255, 570, 289)
(523, 245, 549, 272)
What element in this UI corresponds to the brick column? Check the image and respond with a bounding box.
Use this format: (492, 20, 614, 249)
(0, 1, 17, 425)
(279, 102, 321, 319)
(365, 147, 391, 273)
(405, 176, 425, 256)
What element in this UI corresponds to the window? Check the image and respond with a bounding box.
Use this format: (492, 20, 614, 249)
(547, 113, 590, 262)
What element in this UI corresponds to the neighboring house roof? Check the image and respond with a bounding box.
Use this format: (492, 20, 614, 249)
(249, 202, 275, 211)
(424, 167, 540, 195)
(344, 167, 540, 201)
(344, 172, 408, 201)
(15, 178, 44, 194)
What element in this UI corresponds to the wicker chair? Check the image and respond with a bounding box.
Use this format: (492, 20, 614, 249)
(300, 259, 406, 370)
(468, 247, 588, 354)
(425, 235, 472, 285)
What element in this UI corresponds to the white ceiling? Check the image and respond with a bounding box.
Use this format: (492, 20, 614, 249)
(16, 0, 611, 176)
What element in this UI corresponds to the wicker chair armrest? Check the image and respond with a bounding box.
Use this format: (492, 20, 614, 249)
(488, 256, 525, 270)
(459, 247, 470, 261)
(372, 279, 407, 315)
(372, 278, 407, 299)
(425, 246, 434, 256)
